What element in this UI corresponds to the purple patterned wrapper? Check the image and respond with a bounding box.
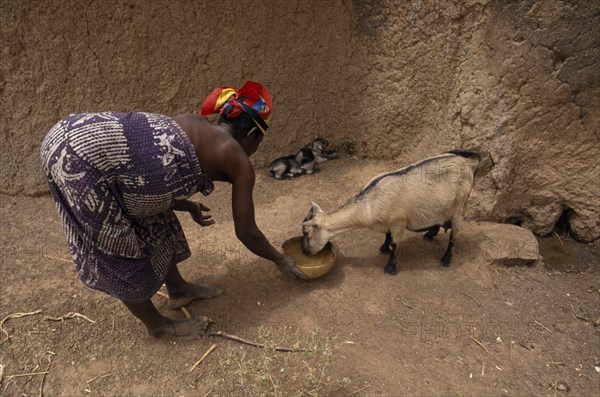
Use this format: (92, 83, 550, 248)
(40, 112, 213, 302)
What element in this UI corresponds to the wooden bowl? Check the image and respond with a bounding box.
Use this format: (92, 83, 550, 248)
(282, 237, 336, 279)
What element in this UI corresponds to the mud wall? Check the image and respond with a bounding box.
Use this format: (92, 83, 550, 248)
(1, 0, 598, 241)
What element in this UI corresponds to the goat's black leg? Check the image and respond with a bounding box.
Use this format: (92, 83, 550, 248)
(441, 219, 458, 267)
(384, 240, 397, 274)
(423, 225, 441, 241)
(379, 231, 393, 254)
(441, 240, 453, 267)
(384, 226, 405, 274)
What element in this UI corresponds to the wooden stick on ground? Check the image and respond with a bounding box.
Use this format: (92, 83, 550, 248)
(6, 371, 49, 379)
(469, 336, 490, 353)
(38, 355, 54, 397)
(207, 330, 312, 353)
(553, 231, 565, 246)
(190, 344, 217, 372)
(401, 301, 414, 309)
(516, 340, 531, 350)
(86, 373, 111, 384)
(180, 307, 192, 319)
(45, 312, 96, 324)
(0, 310, 43, 344)
(352, 384, 371, 394)
(534, 320, 552, 332)
(84, 373, 111, 393)
(43, 255, 72, 263)
(459, 291, 482, 307)
(154, 290, 192, 319)
(573, 314, 592, 322)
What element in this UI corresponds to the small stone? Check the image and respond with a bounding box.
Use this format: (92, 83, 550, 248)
(556, 381, 570, 392)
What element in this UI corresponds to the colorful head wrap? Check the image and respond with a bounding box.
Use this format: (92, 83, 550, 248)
(200, 81, 272, 134)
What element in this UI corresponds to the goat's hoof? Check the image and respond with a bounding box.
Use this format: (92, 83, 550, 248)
(440, 256, 452, 267)
(384, 264, 396, 275)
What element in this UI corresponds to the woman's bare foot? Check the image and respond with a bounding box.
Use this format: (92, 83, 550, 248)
(122, 298, 211, 340)
(149, 316, 210, 339)
(168, 283, 223, 310)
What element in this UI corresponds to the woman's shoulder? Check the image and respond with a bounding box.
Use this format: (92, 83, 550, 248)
(172, 112, 208, 123)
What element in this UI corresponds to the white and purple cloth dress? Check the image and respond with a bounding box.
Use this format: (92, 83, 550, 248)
(40, 112, 213, 302)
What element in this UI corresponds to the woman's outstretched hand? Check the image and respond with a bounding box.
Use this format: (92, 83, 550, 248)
(276, 255, 307, 279)
(189, 202, 215, 227)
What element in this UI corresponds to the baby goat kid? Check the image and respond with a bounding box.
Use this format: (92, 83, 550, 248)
(268, 147, 316, 180)
(269, 137, 338, 180)
(302, 150, 479, 274)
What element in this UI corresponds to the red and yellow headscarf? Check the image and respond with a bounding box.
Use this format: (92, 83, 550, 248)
(200, 81, 272, 134)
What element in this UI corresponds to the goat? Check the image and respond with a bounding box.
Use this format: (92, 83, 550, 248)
(268, 136, 338, 180)
(301, 150, 480, 274)
(268, 147, 316, 180)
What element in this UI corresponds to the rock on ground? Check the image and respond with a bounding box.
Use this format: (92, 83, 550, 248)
(460, 221, 541, 267)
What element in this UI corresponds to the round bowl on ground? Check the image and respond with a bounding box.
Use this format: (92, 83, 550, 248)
(282, 236, 336, 279)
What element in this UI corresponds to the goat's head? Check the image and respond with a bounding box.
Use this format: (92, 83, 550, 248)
(312, 137, 329, 151)
(301, 201, 331, 254)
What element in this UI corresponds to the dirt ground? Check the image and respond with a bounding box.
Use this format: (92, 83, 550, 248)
(1, 158, 599, 397)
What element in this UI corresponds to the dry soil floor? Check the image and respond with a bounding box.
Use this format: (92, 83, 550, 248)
(1, 158, 599, 397)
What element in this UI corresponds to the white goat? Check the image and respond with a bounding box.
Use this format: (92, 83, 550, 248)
(302, 150, 480, 274)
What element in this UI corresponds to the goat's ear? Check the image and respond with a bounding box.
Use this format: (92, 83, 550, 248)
(310, 201, 323, 213)
(303, 219, 317, 226)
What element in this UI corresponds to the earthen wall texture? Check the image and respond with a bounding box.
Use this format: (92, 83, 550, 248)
(1, 0, 598, 240)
